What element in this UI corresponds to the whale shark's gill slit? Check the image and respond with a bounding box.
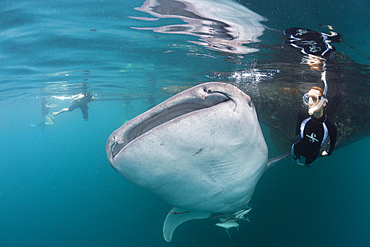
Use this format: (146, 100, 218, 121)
(115, 94, 230, 155)
(111, 142, 126, 159)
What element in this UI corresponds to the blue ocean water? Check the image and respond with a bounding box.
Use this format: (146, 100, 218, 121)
(1, 0, 370, 246)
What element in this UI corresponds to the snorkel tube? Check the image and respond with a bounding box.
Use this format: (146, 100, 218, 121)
(308, 97, 325, 115)
(308, 67, 328, 115)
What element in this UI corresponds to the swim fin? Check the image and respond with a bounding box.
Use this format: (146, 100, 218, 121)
(31, 121, 46, 139)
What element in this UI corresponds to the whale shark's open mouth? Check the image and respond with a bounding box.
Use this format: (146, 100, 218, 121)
(107, 87, 235, 162)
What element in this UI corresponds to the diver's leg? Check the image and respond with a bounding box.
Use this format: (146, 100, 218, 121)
(31, 121, 45, 127)
(292, 142, 305, 166)
(39, 124, 46, 140)
(305, 152, 319, 167)
(291, 141, 302, 160)
(52, 108, 69, 116)
(81, 108, 89, 121)
(44, 115, 54, 125)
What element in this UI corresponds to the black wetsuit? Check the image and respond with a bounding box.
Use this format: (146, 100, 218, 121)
(291, 110, 337, 166)
(68, 94, 93, 120)
(283, 28, 341, 58)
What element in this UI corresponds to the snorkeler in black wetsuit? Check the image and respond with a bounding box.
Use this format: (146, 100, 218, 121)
(283, 27, 341, 58)
(291, 87, 337, 166)
(53, 92, 94, 121)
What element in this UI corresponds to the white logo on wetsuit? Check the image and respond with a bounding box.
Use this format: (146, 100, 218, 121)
(309, 45, 321, 53)
(306, 133, 319, 143)
(296, 29, 308, 36)
(301, 40, 317, 46)
(299, 41, 321, 53)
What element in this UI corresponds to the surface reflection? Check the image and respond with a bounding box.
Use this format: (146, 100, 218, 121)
(132, 0, 267, 54)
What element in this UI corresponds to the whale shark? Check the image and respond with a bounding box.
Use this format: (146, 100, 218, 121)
(106, 82, 287, 242)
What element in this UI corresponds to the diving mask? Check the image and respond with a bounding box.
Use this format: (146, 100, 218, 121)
(302, 92, 328, 115)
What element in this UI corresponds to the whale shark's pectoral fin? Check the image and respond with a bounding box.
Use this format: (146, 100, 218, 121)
(163, 207, 211, 242)
(267, 151, 290, 168)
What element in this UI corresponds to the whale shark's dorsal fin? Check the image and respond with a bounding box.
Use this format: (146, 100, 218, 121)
(163, 207, 211, 242)
(267, 151, 290, 168)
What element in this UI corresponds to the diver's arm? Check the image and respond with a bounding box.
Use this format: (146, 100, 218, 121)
(295, 110, 307, 136)
(46, 103, 57, 108)
(322, 118, 337, 156)
(327, 120, 337, 155)
(295, 120, 300, 136)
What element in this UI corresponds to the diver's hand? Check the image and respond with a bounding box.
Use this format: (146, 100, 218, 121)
(321, 151, 329, 156)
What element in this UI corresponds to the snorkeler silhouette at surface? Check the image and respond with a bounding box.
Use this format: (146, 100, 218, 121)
(291, 87, 337, 167)
(283, 26, 342, 71)
(52, 92, 94, 121)
(283, 27, 341, 58)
